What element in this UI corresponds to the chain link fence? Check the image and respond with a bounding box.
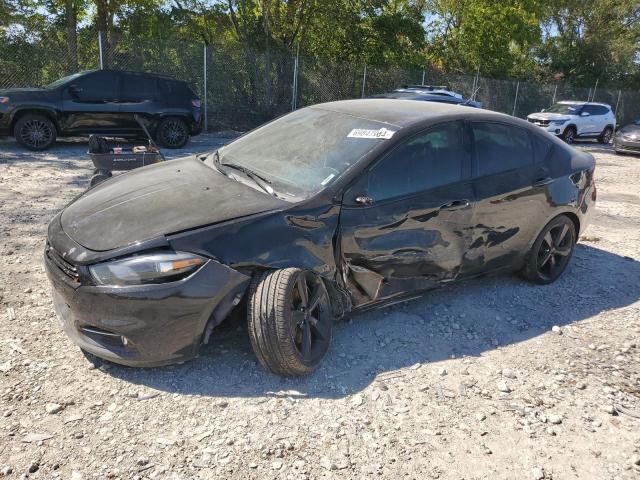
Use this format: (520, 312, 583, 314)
(2, 31, 639, 131)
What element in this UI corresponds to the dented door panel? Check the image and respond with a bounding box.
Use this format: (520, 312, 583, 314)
(339, 182, 474, 305)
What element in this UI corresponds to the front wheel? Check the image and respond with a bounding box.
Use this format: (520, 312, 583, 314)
(598, 126, 613, 144)
(561, 126, 576, 144)
(247, 268, 333, 376)
(156, 117, 189, 149)
(521, 215, 576, 284)
(14, 114, 57, 150)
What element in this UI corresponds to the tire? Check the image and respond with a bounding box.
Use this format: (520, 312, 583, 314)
(598, 126, 613, 144)
(561, 126, 576, 144)
(90, 171, 112, 187)
(156, 117, 189, 149)
(247, 268, 333, 376)
(521, 215, 576, 285)
(14, 114, 57, 150)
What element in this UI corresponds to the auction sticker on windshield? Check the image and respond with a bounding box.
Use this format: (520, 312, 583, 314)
(347, 128, 396, 139)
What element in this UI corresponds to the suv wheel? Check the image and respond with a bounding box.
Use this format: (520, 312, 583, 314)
(598, 126, 613, 144)
(14, 114, 57, 151)
(156, 117, 189, 149)
(561, 126, 576, 144)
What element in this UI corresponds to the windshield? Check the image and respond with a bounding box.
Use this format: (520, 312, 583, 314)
(546, 103, 582, 114)
(212, 107, 395, 199)
(46, 72, 85, 89)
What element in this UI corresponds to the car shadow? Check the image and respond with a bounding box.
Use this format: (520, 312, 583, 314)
(101, 243, 640, 399)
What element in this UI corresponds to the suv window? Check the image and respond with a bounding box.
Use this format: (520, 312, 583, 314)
(368, 122, 467, 201)
(583, 105, 609, 116)
(472, 122, 533, 176)
(120, 73, 158, 101)
(70, 71, 119, 101)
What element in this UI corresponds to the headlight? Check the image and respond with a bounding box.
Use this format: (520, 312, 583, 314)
(89, 251, 207, 286)
(0, 96, 9, 104)
(550, 119, 567, 125)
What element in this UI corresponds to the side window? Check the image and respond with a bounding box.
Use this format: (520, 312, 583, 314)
(71, 72, 119, 101)
(120, 74, 158, 101)
(594, 105, 610, 116)
(531, 133, 553, 163)
(472, 122, 533, 176)
(368, 122, 467, 201)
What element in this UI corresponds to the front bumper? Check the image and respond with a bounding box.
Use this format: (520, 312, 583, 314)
(531, 123, 567, 136)
(613, 137, 640, 154)
(45, 242, 250, 367)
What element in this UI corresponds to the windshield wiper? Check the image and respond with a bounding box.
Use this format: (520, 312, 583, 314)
(217, 157, 276, 197)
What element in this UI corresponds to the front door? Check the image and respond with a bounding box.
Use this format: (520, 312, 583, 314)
(60, 71, 122, 133)
(339, 121, 474, 306)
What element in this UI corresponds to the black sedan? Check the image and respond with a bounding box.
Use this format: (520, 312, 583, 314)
(45, 100, 596, 376)
(613, 119, 640, 155)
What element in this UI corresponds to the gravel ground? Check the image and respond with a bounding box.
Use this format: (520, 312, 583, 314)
(0, 136, 639, 480)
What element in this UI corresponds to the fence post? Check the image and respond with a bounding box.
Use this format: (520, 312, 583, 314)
(591, 78, 599, 102)
(614, 89, 622, 124)
(361, 64, 367, 98)
(552, 83, 558, 105)
(512, 81, 520, 117)
(203, 43, 208, 133)
(421, 69, 425, 85)
(98, 31, 104, 70)
(291, 43, 300, 111)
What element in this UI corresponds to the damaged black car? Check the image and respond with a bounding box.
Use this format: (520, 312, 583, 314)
(45, 99, 596, 376)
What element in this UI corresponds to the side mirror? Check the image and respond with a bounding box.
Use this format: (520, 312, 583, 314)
(68, 84, 83, 97)
(580, 111, 590, 117)
(541, 109, 545, 113)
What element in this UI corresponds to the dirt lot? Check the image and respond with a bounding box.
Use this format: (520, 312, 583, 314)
(0, 137, 639, 480)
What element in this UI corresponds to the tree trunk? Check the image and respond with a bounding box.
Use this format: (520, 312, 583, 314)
(65, 0, 78, 73)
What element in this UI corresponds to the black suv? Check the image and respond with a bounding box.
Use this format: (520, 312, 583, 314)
(0, 70, 202, 150)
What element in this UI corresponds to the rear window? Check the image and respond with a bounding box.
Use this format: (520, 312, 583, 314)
(120, 73, 158, 100)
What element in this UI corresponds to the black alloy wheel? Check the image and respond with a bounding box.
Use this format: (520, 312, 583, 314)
(157, 117, 189, 149)
(14, 114, 56, 151)
(247, 268, 333, 376)
(598, 127, 613, 144)
(562, 126, 576, 144)
(522, 215, 576, 284)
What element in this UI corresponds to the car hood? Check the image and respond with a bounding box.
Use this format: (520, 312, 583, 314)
(618, 124, 640, 137)
(527, 112, 572, 121)
(60, 156, 288, 251)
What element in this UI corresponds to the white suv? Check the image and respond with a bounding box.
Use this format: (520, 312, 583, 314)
(527, 101, 616, 144)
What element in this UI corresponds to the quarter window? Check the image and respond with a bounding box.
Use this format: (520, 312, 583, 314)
(472, 122, 533, 176)
(368, 122, 467, 201)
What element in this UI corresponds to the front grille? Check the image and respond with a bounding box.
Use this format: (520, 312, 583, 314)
(46, 243, 80, 282)
(528, 118, 550, 126)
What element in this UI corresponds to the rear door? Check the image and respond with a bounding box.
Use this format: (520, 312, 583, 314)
(464, 121, 549, 275)
(117, 72, 160, 131)
(61, 71, 122, 133)
(339, 121, 475, 305)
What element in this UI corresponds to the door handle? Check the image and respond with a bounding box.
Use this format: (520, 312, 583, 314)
(439, 199, 470, 211)
(533, 177, 553, 187)
(355, 195, 374, 205)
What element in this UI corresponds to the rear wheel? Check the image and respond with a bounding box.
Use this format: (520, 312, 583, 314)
(598, 126, 613, 144)
(156, 117, 189, 149)
(14, 114, 56, 150)
(561, 126, 576, 144)
(247, 268, 333, 376)
(522, 215, 576, 284)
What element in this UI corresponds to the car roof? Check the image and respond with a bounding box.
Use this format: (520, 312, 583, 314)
(558, 100, 611, 108)
(80, 69, 179, 81)
(309, 99, 508, 128)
